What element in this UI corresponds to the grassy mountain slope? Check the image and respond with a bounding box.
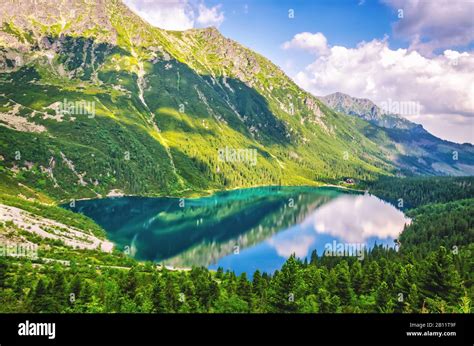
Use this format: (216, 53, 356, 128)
(0, 0, 397, 203)
(0, 0, 471, 208)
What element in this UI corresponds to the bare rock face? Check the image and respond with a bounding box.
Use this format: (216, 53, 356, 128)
(304, 97, 323, 118)
(318, 92, 415, 130)
(319, 92, 382, 121)
(0, 0, 120, 49)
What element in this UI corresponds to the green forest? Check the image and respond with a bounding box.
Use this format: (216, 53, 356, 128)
(0, 177, 472, 313)
(0, 0, 472, 317)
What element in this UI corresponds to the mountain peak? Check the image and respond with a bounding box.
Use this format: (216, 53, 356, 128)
(0, 0, 473, 196)
(319, 92, 418, 131)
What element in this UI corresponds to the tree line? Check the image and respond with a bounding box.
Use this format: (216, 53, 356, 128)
(0, 178, 472, 313)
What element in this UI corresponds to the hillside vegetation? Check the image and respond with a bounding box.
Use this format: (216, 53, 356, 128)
(0, 0, 471, 205)
(0, 0, 472, 315)
(0, 178, 472, 313)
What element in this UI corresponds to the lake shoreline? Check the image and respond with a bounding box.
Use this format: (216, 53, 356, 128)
(65, 185, 405, 275)
(60, 183, 366, 204)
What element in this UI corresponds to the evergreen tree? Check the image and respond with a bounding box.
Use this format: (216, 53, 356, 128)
(69, 274, 82, 301)
(31, 278, 54, 313)
(304, 265, 323, 294)
(310, 250, 318, 266)
(164, 272, 181, 312)
(406, 283, 420, 312)
(375, 281, 394, 313)
(299, 294, 319, 313)
(421, 247, 463, 305)
(50, 270, 67, 311)
(363, 261, 381, 293)
(269, 256, 303, 313)
(122, 267, 139, 299)
(0, 258, 7, 289)
(350, 261, 364, 295)
(215, 267, 224, 280)
(394, 264, 416, 312)
(317, 288, 340, 313)
(333, 261, 353, 305)
(237, 272, 252, 307)
(151, 274, 167, 312)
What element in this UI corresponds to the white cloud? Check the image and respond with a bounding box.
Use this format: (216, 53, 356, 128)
(282, 32, 329, 56)
(122, 0, 224, 31)
(291, 37, 474, 143)
(383, 0, 474, 56)
(196, 3, 224, 27)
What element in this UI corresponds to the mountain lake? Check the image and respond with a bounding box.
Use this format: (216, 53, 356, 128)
(64, 186, 410, 275)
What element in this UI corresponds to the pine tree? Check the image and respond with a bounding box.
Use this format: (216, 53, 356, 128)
(252, 270, 268, 311)
(216, 267, 224, 280)
(31, 278, 54, 313)
(406, 283, 420, 312)
(50, 270, 67, 312)
(163, 272, 181, 312)
(299, 294, 319, 313)
(317, 288, 340, 312)
(269, 255, 303, 312)
(363, 261, 381, 293)
(375, 281, 394, 312)
(310, 249, 318, 266)
(333, 261, 353, 305)
(420, 246, 463, 305)
(351, 261, 364, 295)
(122, 267, 139, 299)
(69, 274, 82, 301)
(252, 270, 263, 296)
(237, 273, 252, 309)
(304, 265, 323, 294)
(394, 264, 416, 312)
(0, 258, 7, 289)
(151, 274, 167, 312)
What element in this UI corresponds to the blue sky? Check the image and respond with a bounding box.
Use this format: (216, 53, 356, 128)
(124, 0, 474, 144)
(215, 0, 397, 73)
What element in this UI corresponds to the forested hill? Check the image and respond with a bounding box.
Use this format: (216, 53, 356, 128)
(366, 176, 474, 208)
(0, 0, 472, 204)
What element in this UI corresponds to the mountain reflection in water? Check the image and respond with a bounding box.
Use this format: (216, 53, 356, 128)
(65, 187, 410, 275)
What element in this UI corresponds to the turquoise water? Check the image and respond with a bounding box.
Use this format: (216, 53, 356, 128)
(64, 187, 410, 275)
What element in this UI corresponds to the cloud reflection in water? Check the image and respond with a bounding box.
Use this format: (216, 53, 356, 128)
(303, 193, 411, 243)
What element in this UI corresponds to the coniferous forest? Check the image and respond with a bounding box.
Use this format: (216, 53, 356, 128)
(0, 0, 472, 327)
(1, 177, 472, 314)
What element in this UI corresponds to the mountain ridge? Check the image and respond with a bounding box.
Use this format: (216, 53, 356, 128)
(318, 91, 474, 175)
(318, 91, 418, 130)
(0, 0, 472, 204)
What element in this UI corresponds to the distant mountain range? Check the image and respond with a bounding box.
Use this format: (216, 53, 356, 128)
(0, 0, 472, 202)
(319, 92, 474, 176)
